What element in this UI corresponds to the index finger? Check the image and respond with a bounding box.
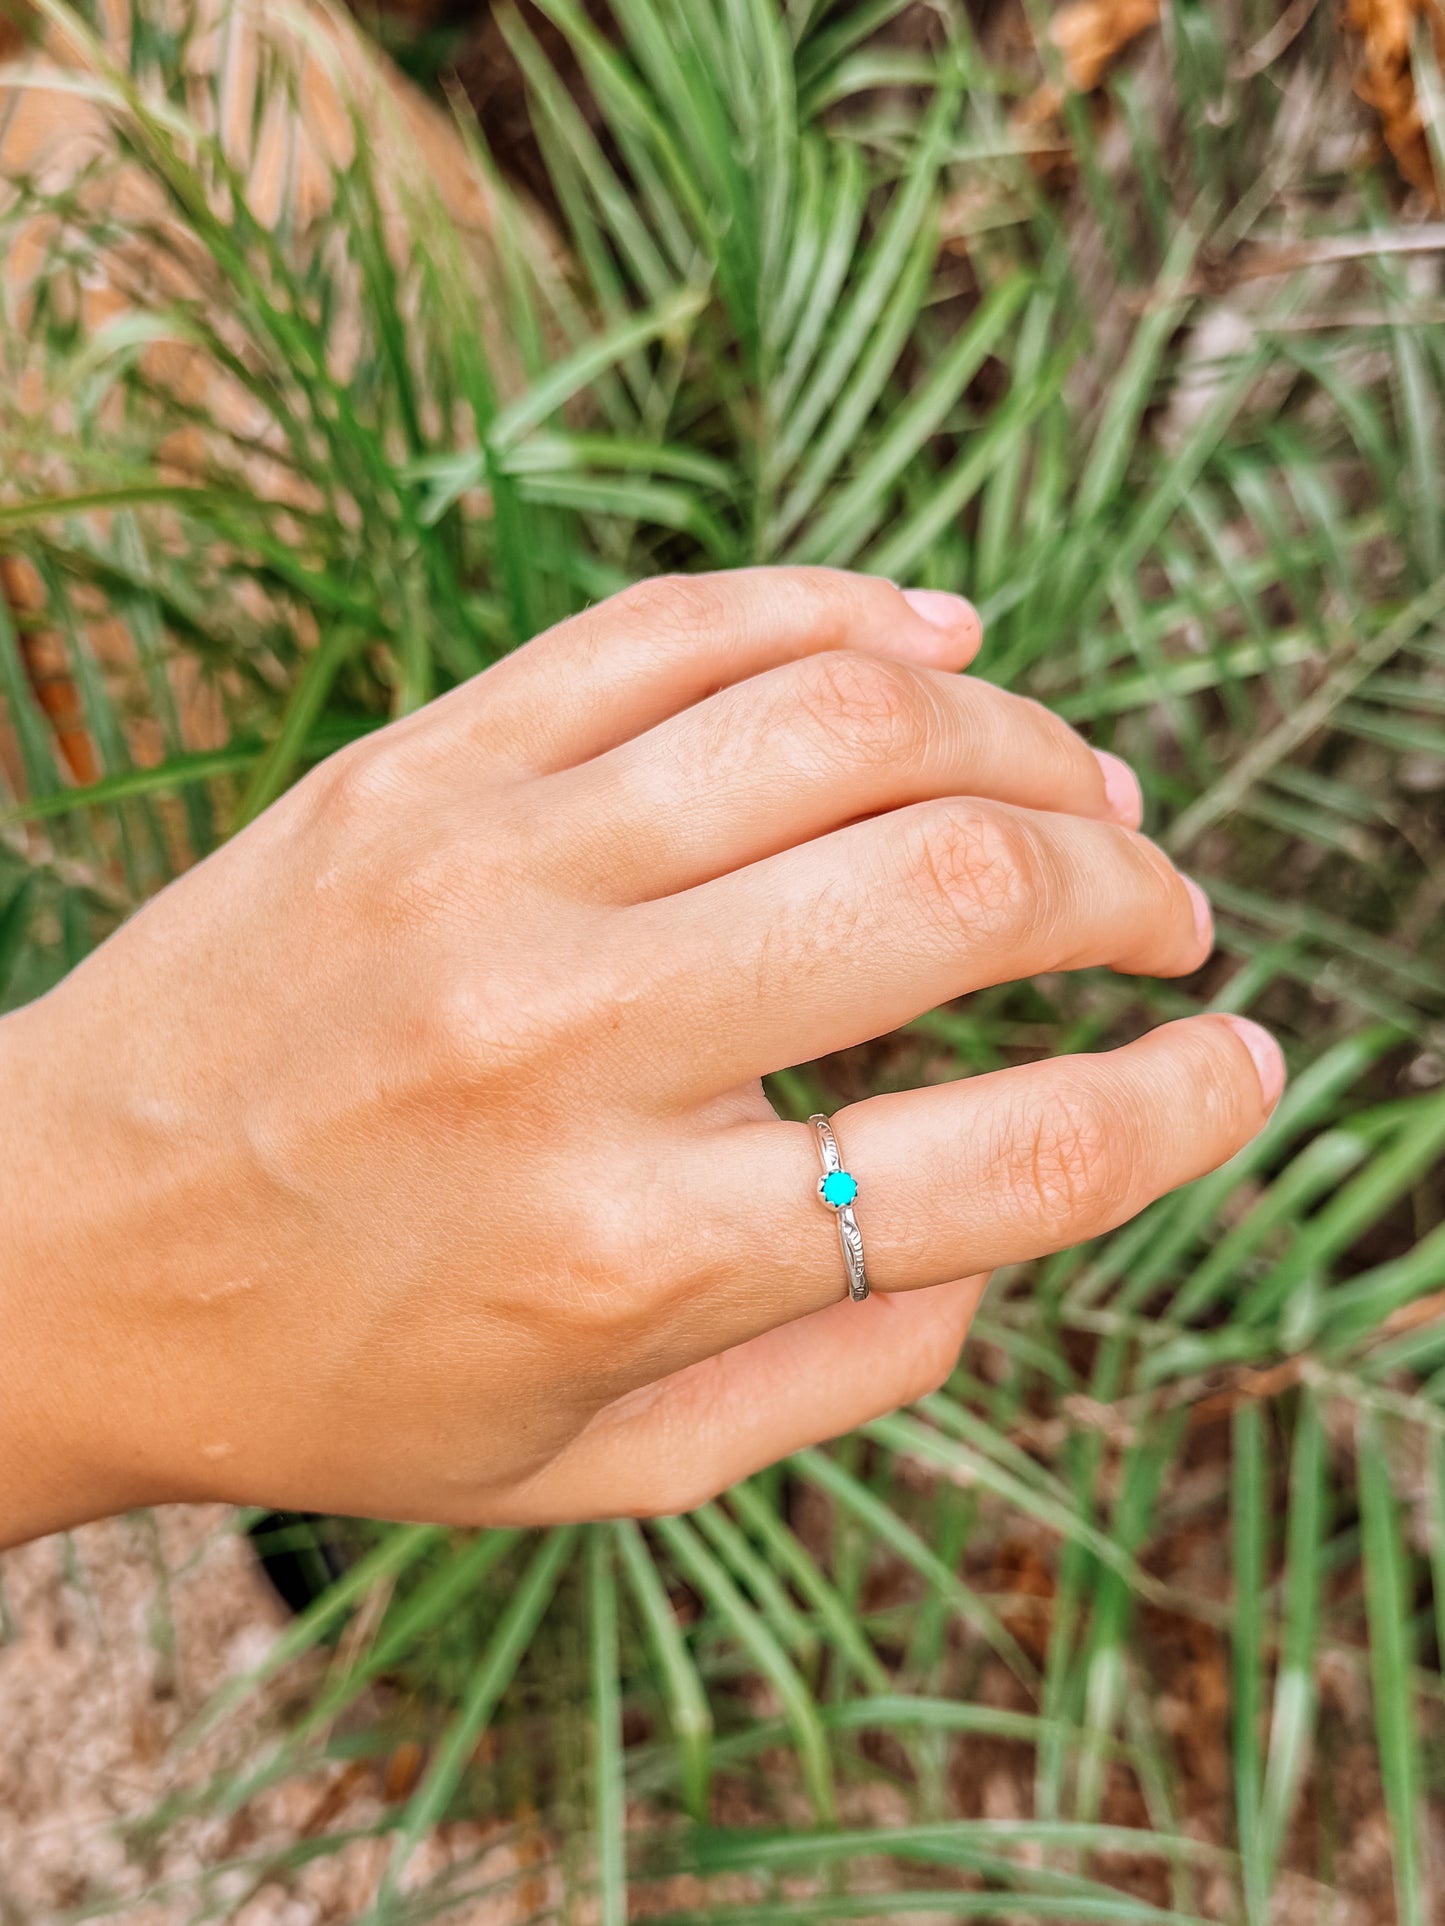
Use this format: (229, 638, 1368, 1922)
(429, 568, 982, 775)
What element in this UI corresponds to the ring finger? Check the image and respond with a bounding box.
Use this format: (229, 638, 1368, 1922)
(656, 1013, 1283, 1368)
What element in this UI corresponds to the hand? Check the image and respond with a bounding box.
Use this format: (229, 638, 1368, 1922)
(0, 568, 1283, 1543)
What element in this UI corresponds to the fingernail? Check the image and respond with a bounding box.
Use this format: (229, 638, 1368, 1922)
(1093, 749, 1142, 828)
(899, 587, 981, 641)
(1183, 874, 1213, 956)
(1222, 1015, 1286, 1109)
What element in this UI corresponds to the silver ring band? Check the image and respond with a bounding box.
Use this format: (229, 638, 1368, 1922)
(809, 1113, 869, 1303)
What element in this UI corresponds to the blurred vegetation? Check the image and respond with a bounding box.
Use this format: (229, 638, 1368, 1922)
(2, 0, 1445, 1918)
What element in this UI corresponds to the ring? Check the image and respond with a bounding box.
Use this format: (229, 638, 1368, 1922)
(809, 1114, 869, 1302)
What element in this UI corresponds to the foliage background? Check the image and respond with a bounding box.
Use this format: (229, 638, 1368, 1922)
(2, 0, 1445, 1918)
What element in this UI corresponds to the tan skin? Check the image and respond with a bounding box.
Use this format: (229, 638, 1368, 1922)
(0, 569, 1283, 1549)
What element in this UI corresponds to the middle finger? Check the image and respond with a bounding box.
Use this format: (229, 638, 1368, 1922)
(633, 796, 1210, 1100)
(538, 650, 1140, 902)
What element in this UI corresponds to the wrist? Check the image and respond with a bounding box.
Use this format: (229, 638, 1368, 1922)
(0, 994, 171, 1546)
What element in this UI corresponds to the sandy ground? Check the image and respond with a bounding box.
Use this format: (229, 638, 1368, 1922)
(0, 1507, 549, 1925)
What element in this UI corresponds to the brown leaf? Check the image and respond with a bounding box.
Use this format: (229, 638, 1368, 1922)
(0, 554, 98, 786)
(1017, 0, 1163, 165)
(1052, 0, 1163, 91)
(1017, 0, 1162, 129)
(382, 1738, 426, 1801)
(1341, 0, 1445, 205)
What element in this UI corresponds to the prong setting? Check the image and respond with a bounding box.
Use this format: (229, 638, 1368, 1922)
(818, 1168, 859, 1210)
(808, 1113, 869, 1302)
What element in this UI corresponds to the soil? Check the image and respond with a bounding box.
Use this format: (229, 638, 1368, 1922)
(0, 1509, 545, 1924)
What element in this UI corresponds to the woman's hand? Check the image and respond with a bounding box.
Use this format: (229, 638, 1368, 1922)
(0, 568, 1283, 1544)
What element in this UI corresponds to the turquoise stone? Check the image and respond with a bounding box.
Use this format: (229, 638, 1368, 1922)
(821, 1169, 858, 1209)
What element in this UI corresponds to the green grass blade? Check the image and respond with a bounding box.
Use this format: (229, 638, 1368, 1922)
(175, 1523, 444, 1756)
(870, 1410, 1168, 1603)
(693, 1498, 817, 1664)
(1357, 1412, 1426, 1926)
(793, 272, 1033, 565)
(490, 286, 708, 452)
(369, 1525, 577, 1919)
(729, 1479, 891, 1693)
(1231, 1401, 1267, 1923)
(652, 1511, 836, 1823)
(588, 1527, 627, 1926)
(0, 873, 39, 1003)
(230, 624, 359, 829)
(768, 50, 961, 481)
(614, 1519, 712, 1821)
(1260, 1395, 1326, 1874)
(795, 1445, 1036, 1686)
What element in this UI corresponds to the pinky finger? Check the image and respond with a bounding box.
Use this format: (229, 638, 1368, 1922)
(500, 1275, 988, 1523)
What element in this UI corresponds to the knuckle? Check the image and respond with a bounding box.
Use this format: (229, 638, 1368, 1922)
(1020, 695, 1091, 770)
(391, 838, 477, 929)
(549, 1177, 682, 1345)
(1001, 1079, 1135, 1238)
(1124, 843, 1198, 968)
(791, 649, 923, 768)
(281, 739, 424, 894)
(630, 1467, 726, 1518)
(764, 564, 857, 634)
(427, 979, 539, 1091)
(429, 915, 626, 1094)
(904, 800, 1043, 942)
(298, 737, 414, 836)
(1133, 832, 1178, 902)
(611, 571, 729, 649)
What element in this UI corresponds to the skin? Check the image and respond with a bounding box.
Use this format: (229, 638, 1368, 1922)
(0, 568, 1284, 1549)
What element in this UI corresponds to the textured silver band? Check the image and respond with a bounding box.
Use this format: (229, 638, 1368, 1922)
(808, 1113, 869, 1303)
